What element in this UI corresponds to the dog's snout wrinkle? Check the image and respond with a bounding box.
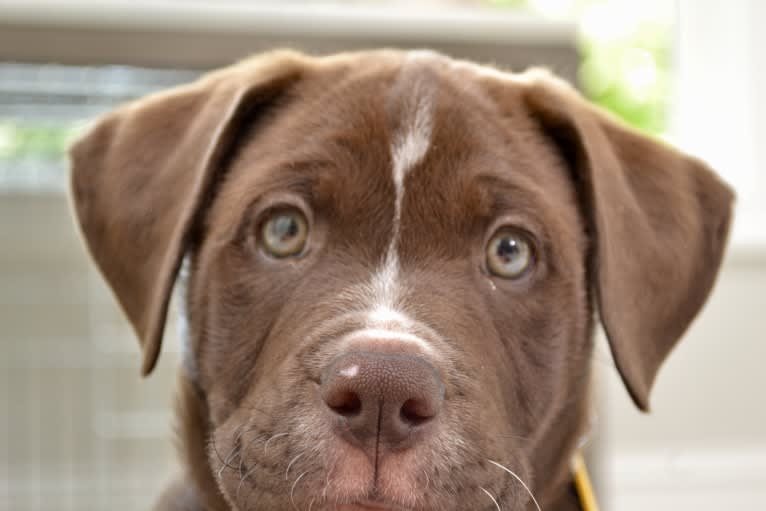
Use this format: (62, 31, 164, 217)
(320, 351, 444, 457)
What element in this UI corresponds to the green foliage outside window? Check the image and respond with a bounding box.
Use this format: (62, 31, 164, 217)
(489, 0, 673, 135)
(0, 121, 81, 161)
(575, 1, 672, 135)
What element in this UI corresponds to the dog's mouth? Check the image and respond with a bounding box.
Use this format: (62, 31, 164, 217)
(217, 418, 537, 511)
(224, 443, 530, 511)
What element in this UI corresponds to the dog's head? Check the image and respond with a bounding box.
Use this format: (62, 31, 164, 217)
(70, 50, 733, 510)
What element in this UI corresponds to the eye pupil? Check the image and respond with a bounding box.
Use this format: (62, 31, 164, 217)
(274, 216, 298, 240)
(496, 237, 520, 260)
(487, 229, 533, 278)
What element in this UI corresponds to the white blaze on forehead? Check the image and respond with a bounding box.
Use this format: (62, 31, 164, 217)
(388, 82, 434, 254)
(356, 53, 445, 355)
(368, 59, 435, 315)
(391, 92, 433, 195)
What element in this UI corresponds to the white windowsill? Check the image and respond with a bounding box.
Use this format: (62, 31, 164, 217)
(0, 0, 576, 45)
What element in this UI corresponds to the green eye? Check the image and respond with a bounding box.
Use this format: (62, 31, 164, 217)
(487, 229, 534, 278)
(261, 209, 308, 258)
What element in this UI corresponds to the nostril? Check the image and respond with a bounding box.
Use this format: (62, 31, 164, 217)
(400, 398, 434, 427)
(326, 390, 362, 418)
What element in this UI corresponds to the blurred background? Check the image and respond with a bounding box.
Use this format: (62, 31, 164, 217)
(0, 0, 764, 509)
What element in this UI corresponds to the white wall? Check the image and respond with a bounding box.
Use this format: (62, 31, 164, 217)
(600, 1, 766, 508)
(598, 249, 766, 510)
(674, 0, 766, 244)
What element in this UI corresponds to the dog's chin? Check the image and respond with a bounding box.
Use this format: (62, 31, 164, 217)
(317, 452, 423, 510)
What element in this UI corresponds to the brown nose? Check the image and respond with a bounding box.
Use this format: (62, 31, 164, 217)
(320, 351, 444, 450)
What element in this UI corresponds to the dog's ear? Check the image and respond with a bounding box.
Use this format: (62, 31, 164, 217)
(523, 75, 734, 411)
(69, 51, 308, 376)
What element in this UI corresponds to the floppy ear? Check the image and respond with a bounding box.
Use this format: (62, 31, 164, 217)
(69, 51, 308, 376)
(523, 77, 735, 411)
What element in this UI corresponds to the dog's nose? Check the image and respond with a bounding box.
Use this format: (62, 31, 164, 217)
(320, 351, 444, 449)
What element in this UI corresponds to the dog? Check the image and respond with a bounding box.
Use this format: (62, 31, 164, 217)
(69, 50, 734, 511)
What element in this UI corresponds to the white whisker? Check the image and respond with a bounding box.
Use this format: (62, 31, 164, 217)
(488, 459, 542, 511)
(481, 486, 502, 511)
(322, 458, 338, 501)
(214, 425, 253, 481)
(286, 452, 306, 480)
(217, 440, 240, 480)
(307, 496, 316, 511)
(236, 462, 258, 503)
(235, 429, 267, 479)
(290, 471, 308, 510)
(264, 432, 289, 455)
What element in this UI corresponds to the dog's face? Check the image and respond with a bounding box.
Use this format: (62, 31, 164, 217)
(193, 56, 591, 510)
(70, 51, 733, 511)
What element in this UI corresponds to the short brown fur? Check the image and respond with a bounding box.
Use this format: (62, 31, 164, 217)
(70, 50, 734, 511)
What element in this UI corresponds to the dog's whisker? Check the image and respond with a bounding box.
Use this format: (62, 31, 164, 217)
(216, 448, 237, 480)
(286, 452, 306, 481)
(210, 435, 243, 475)
(211, 424, 265, 481)
(215, 444, 238, 478)
(238, 448, 245, 480)
(480, 486, 502, 511)
(487, 459, 542, 511)
(264, 432, 289, 455)
(216, 426, 252, 480)
(238, 430, 269, 478)
(321, 459, 336, 502)
(236, 461, 259, 503)
(290, 471, 308, 510)
(307, 496, 316, 511)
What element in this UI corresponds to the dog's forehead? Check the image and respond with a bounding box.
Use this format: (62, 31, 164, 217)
(216, 52, 577, 247)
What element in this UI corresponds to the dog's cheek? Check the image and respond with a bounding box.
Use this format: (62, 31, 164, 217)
(210, 409, 292, 507)
(195, 250, 303, 422)
(216, 396, 347, 509)
(481, 277, 587, 430)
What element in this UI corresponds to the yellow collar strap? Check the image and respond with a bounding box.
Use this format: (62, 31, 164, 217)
(572, 452, 600, 511)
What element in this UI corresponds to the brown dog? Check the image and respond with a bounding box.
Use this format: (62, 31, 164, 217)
(69, 50, 734, 511)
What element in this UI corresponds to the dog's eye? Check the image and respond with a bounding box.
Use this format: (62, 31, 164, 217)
(261, 209, 308, 258)
(486, 229, 534, 278)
